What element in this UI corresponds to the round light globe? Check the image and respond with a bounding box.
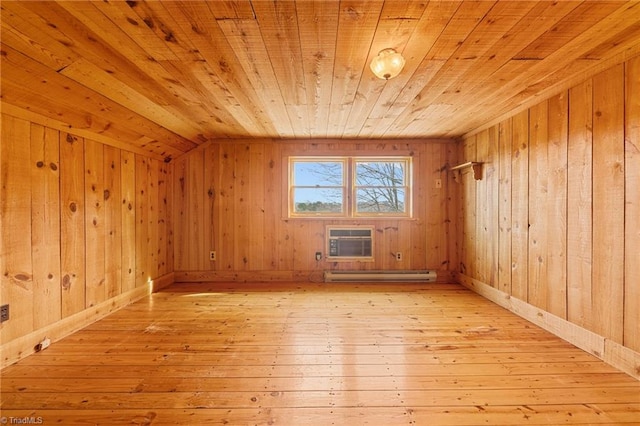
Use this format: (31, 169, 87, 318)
(370, 48, 406, 80)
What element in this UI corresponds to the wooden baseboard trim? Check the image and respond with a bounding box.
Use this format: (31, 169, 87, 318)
(0, 272, 174, 369)
(150, 272, 175, 292)
(175, 270, 301, 282)
(175, 269, 456, 284)
(458, 273, 640, 380)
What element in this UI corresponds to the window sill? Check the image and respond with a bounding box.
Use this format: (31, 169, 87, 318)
(283, 216, 417, 221)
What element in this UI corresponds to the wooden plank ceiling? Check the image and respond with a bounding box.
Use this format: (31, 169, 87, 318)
(2, 1, 640, 160)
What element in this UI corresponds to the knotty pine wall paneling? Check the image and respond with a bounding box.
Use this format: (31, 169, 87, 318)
(527, 101, 549, 312)
(173, 154, 187, 272)
(30, 124, 62, 329)
(135, 155, 149, 287)
(458, 57, 640, 378)
(148, 158, 160, 280)
(460, 138, 477, 279)
(546, 92, 568, 319)
(248, 143, 266, 270)
(624, 57, 640, 353)
(191, 149, 207, 271)
(566, 79, 593, 329)
(60, 132, 86, 317)
(120, 151, 137, 293)
(174, 140, 458, 283)
(104, 145, 122, 299)
(510, 110, 530, 302)
(0, 111, 173, 367)
(1, 116, 34, 342)
(592, 64, 625, 343)
(497, 118, 512, 295)
(85, 139, 106, 308)
(158, 161, 173, 277)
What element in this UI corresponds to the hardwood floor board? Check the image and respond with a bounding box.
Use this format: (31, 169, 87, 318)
(3, 365, 637, 391)
(3, 387, 640, 411)
(0, 405, 638, 425)
(405, 404, 640, 425)
(42, 341, 579, 355)
(2, 282, 638, 425)
(73, 320, 549, 333)
(24, 350, 599, 365)
(103, 308, 516, 319)
(3, 373, 636, 393)
(59, 328, 552, 343)
(20, 345, 597, 365)
(35, 331, 565, 347)
(17, 351, 617, 373)
(81, 315, 532, 329)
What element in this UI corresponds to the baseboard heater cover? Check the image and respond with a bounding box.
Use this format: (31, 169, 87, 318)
(324, 270, 437, 283)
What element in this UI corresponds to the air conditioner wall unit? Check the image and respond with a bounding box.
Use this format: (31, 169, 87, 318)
(326, 226, 374, 260)
(324, 270, 437, 283)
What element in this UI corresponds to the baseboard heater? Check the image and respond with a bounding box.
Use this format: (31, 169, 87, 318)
(324, 270, 437, 283)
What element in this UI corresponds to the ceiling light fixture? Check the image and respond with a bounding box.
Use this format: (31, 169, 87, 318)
(370, 48, 406, 80)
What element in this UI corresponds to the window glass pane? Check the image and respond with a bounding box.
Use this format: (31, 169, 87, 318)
(293, 161, 343, 186)
(355, 188, 405, 213)
(293, 188, 343, 213)
(355, 161, 405, 186)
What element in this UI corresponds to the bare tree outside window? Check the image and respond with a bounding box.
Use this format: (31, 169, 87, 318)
(355, 161, 405, 213)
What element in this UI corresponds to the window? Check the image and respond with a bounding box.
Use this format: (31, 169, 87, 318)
(289, 156, 412, 218)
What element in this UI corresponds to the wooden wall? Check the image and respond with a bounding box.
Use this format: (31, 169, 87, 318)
(458, 56, 640, 357)
(0, 110, 173, 361)
(173, 140, 459, 282)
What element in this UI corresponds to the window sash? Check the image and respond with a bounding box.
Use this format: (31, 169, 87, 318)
(352, 158, 410, 216)
(290, 158, 347, 216)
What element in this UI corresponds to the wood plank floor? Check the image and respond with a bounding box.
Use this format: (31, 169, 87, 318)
(1, 282, 639, 425)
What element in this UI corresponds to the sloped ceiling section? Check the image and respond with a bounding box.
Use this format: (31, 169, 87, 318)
(1, 1, 640, 159)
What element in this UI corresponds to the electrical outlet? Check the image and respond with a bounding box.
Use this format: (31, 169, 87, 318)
(396, 252, 402, 261)
(315, 252, 322, 261)
(209, 251, 216, 261)
(1, 304, 9, 323)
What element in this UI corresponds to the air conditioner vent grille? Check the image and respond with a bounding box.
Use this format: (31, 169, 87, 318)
(329, 229, 372, 237)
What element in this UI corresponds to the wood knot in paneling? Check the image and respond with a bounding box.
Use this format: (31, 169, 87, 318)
(164, 31, 176, 43)
(13, 273, 31, 282)
(345, 6, 363, 20)
(62, 274, 71, 290)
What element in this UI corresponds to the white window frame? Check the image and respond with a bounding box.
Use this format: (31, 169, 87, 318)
(288, 156, 412, 219)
